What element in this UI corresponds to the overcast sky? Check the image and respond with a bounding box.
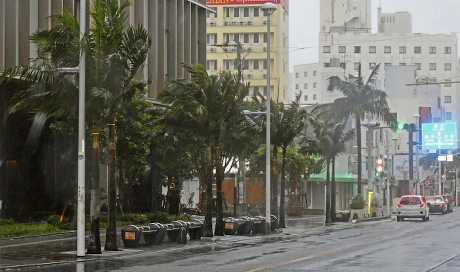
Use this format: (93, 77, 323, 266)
(289, 0, 460, 70)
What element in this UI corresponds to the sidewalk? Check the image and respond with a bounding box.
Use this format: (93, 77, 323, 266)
(0, 216, 357, 270)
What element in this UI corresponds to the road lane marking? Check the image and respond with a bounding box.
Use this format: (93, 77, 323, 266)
(424, 252, 460, 272)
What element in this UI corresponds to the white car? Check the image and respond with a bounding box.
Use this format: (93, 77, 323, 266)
(395, 195, 430, 222)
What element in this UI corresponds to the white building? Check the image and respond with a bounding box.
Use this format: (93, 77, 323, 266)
(320, 0, 371, 33)
(378, 11, 412, 34)
(292, 63, 320, 104)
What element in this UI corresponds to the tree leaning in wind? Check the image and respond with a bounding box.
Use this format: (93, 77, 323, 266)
(3, 0, 151, 251)
(327, 64, 391, 197)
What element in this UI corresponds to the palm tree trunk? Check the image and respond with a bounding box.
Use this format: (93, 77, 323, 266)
(331, 156, 336, 223)
(214, 161, 225, 236)
(325, 159, 331, 224)
(356, 115, 362, 195)
(105, 145, 118, 251)
(203, 146, 214, 237)
(279, 146, 287, 228)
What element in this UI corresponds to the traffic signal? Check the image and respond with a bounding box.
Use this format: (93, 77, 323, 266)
(376, 157, 384, 177)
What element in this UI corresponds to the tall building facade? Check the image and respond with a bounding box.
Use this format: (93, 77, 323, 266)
(0, 0, 209, 96)
(206, 0, 289, 102)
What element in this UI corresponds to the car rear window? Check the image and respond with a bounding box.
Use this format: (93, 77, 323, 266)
(400, 196, 421, 205)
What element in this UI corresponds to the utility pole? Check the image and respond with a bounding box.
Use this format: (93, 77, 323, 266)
(76, 0, 87, 258)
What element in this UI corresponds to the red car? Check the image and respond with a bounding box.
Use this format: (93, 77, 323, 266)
(426, 196, 448, 214)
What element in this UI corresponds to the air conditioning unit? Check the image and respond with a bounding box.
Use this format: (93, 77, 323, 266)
(224, 21, 229, 26)
(247, 21, 253, 26)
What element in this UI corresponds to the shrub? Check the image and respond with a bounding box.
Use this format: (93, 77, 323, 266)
(0, 219, 15, 225)
(47, 215, 61, 226)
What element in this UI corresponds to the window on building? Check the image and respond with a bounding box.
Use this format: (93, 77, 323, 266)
(384, 63, 392, 67)
(399, 63, 406, 66)
(206, 60, 217, 71)
(243, 60, 249, 70)
(304, 83, 308, 89)
(340, 63, 346, 69)
(323, 46, 331, 53)
(304, 95, 308, 101)
(263, 60, 267, 69)
(263, 9, 268, 16)
(253, 86, 259, 96)
(445, 112, 452, 120)
(313, 94, 317, 100)
(253, 60, 259, 70)
(295, 84, 299, 90)
(369, 46, 376, 54)
(263, 33, 268, 43)
(354, 62, 361, 71)
(234, 7, 240, 17)
(207, 34, 217, 45)
(354, 46, 361, 53)
(445, 96, 452, 104)
(384, 46, 391, 54)
(444, 79, 452, 87)
(224, 33, 229, 44)
(224, 7, 230, 18)
(324, 63, 331, 68)
(313, 82, 317, 88)
(399, 46, 407, 54)
(445, 47, 452, 54)
(295, 72, 299, 78)
(415, 63, 422, 70)
(430, 47, 437, 54)
(444, 63, 452, 71)
(304, 72, 308, 77)
(369, 63, 376, 70)
(313, 70, 317, 76)
(338, 46, 346, 54)
(244, 7, 249, 17)
(233, 33, 239, 43)
(414, 46, 422, 54)
(224, 60, 231, 70)
(253, 33, 259, 43)
(253, 7, 259, 17)
(244, 33, 249, 43)
(429, 63, 437, 71)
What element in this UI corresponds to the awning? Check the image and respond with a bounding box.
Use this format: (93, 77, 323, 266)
(306, 172, 357, 183)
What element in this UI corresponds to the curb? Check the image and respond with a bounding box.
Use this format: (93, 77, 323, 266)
(355, 216, 391, 223)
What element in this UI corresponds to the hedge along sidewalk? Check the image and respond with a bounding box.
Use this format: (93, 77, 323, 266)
(0, 213, 193, 241)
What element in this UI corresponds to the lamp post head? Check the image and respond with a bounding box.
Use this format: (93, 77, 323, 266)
(262, 2, 277, 14)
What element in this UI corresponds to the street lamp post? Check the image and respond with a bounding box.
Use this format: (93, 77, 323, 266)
(413, 114, 420, 195)
(77, 0, 87, 258)
(262, 2, 276, 233)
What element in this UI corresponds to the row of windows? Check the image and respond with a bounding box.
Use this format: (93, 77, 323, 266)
(295, 82, 317, 90)
(219, 7, 268, 18)
(334, 62, 454, 72)
(207, 33, 271, 45)
(303, 94, 317, 102)
(207, 59, 273, 71)
(295, 70, 317, 78)
(323, 45, 453, 55)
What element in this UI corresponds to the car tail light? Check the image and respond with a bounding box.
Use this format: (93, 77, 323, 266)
(396, 203, 402, 208)
(419, 200, 425, 208)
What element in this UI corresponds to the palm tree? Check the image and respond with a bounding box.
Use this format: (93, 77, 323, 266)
(326, 118, 354, 222)
(161, 65, 249, 236)
(328, 64, 391, 196)
(273, 95, 306, 228)
(3, 0, 151, 251)
(303, 114, 334, 223)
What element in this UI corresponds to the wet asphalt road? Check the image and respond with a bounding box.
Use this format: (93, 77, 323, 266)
(9, 210, 460, 272)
